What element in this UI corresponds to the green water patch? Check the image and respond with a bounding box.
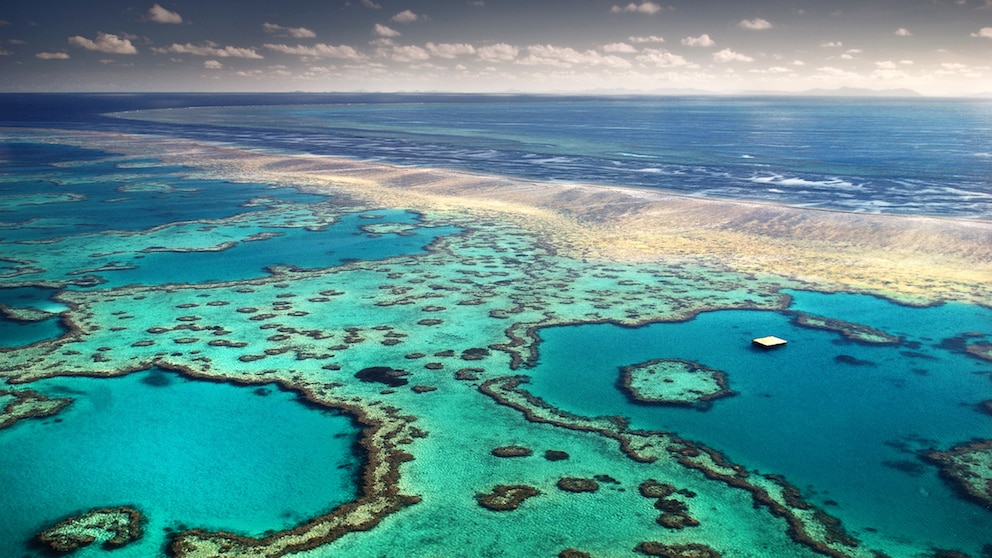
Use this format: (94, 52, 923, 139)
(0, 369, 363, 557)
(525, 291, 992, 556)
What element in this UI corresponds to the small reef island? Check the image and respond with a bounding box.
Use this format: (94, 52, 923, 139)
(1, 118, 991, 558)
(618, 359, 735, 409)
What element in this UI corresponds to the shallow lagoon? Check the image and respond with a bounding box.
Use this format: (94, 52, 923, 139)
(527, 290, 992, 554)
(0, 369, 362, 557)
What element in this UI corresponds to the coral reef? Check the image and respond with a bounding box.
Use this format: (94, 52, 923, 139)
(924, 439, 992, 510)
(0, 389, 71, 430)
(476, 485, 541, 511)
(634, 542, 722, 557)
(35, 506, 144, 552)
(491, 445, 533, 458)
(618, 358, 735, 409)
(556, 477, 600, 493)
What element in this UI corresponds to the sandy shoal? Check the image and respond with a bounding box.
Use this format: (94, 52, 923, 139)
(61, 133, 992, 306)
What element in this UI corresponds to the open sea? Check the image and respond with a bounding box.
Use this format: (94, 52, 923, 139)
(1, 94, 990, 557)
(2, 93, 991, 219)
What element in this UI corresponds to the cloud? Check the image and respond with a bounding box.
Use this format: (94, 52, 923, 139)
(629, 35, 664, 43)
(147, 3, 183, 24)
(738, 18, 772, 30)
(876, 60, 898, 69)
(155, 42, 263, 58)
(477, 43, 519, 62)
(392, 10, 420, 23)
(681, 34, 714, 47)
(602, 42, 637, 53)
(713, 48, 754, 62)
(895, 28, 912, 37)
(0, 49, 10, 56)
(68, 32, 138, 54)
(36, 51, 70, 59)
(519, 44, 632, 69)
(426, 42, 476, 58)
(361, 0, 381, 8)
(387, 45, 430, 62)
(204, 60, 222, 69)
(636, 48, 689, 67)
(611, 2, 662, 15)
(972, 27, 992, 39)
(264, 43, 365, 60)
(374, 24, 401, 37)
(820, 41, 843, 47)
(263, 23, 316, 39)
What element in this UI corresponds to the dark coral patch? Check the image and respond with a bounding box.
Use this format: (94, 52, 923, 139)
(460, 347, 491, 361)
(476, 485, 540, 511)
(556, 477, 599, 493)
(639, 480, 677, 499)
(355, 366, 410, 387)
(492, 445, 533, 458)
(544, 450, 570, 461)
(634, 542, 721, 557)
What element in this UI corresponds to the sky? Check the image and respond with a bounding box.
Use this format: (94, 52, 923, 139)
(1, 0, 991, 95)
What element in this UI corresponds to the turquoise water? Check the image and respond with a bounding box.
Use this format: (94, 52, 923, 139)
(527, 290, 992, 554)
(82, 210, 461, 289)
(0, 287, 69, 349)
(0, 369, 362, 557)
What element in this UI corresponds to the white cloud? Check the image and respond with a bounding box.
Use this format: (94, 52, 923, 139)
(602, 42, 637, 53)
(519, 44, 632, 69)
(263, 23, 316, 39)
(426, 42, 476, 58)
(895, 28, 912, 37)
(387, 45, 430, 62)
(629, 35, 664, 44)
(636, 48, 689, 67)
(374, 24, 401, 37)
(477, 43, 519, 62)
(203, 60, 222, 69)
(738, 18, 772, 30)
(147, 3, 183, 24)
(0, 49, 10, 56)
(792, 60, 806, 66)
(820, 41, 843, 47)
(713, 48, 753, 62)
(392, 10, 420, 23)
(681, 34, 714, 47)
(815, 66, 858, 79)
(36, 51, 69, 60)
(155, 42, 263, 59)
(765, 66, 791, 73)
(971, 27, 992, 39)
(265, 43, 365, 60)
(611, 2, 662, 15)
(876, 60, 898, 69)
(68, 32, 138, 55)
(361, 0, 381, 8)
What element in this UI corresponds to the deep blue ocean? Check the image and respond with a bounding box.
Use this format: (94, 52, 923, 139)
(1, 93, 990, 219)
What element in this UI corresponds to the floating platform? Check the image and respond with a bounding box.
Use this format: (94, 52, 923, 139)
(752, 336, 788, 349)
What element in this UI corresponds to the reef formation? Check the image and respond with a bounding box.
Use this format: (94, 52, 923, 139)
(1, 129, 990, 557)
